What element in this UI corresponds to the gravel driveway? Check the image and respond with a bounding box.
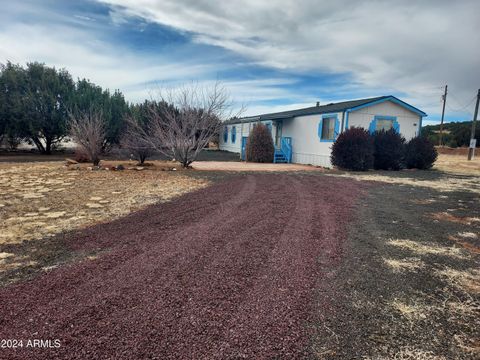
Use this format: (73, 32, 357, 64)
(0, 174, 364, 359)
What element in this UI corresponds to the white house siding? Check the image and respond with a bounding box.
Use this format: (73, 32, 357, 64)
(281, 113, 343, 167)
(347, 100, 421, 140)
(219, 121, 273, 156)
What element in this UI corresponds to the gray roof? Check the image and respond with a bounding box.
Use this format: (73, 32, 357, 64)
(225, 95, 426, 124)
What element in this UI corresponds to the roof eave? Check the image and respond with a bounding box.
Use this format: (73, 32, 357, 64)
(346, 95, 427, 117)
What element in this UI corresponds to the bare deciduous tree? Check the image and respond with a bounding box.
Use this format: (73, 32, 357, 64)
(132, 82, 241, 168)
(120, 116, 155, 165)
(69, 110, 106, 166)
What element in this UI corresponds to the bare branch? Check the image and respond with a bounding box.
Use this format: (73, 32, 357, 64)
(69, 109, 106, 166)
(140, 81, 243, 168)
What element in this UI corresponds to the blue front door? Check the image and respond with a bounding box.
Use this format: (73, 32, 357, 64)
(241, 136, 248, 160)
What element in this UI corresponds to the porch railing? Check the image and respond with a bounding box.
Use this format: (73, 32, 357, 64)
(274, 137, 292, 163)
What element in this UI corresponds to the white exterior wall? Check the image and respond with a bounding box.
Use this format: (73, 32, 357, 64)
(281, 112, 343, 167)
(347, 101, 421, 140)
(219, 121, 266, 155)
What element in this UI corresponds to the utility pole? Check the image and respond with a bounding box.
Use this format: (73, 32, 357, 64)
(438, 85, 448, 146)
(467, 89, 480, 160)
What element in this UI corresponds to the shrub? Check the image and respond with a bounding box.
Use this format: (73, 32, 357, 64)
(405, 136, 438, 169)
(331, 127, 374, 171)
(372, 129, 405, 170)
(73, 147, 90, 163)
(246, 123, 274, 163)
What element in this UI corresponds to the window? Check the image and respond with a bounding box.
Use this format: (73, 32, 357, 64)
(223, 126, 228, 143)
(369, 116, 399, 134)
(376, 119, 393, 131)
(231, 126, 236, 143)
(319, 116, 337, 141)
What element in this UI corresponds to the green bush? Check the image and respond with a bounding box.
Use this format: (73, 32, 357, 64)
(246, 123, 274, 163)
(405, 136, 438, 169)
(373, 129, 405, 170)
(331, 127, 374, 171)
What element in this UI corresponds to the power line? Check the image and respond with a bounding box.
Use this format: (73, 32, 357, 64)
(447, 94, 476, 112)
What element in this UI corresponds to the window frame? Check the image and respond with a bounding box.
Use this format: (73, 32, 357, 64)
(318, 114, 339, 142)
(231, 126, 236, 144)
(223, 126, 228, 143)
(369, 115, 400, 134)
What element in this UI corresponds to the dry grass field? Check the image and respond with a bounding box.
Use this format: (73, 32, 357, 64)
(0, 161, 209, 274)
(434, 153, 480, 175)
(330, 154, 480, 194)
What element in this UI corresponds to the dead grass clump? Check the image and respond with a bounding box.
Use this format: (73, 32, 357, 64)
(392, 347, 446, 360)
(430, 212, 478, 225)
(391, 299, 430, 321)
(387, 239, 467, 259)
(411, 198, 437, 205)
(457, 232, 478, 239)
(453, 334, 480, 355)
(435, 267, 480, 294)
(447, 235, 480, 255)
(383, 257, 425, 272)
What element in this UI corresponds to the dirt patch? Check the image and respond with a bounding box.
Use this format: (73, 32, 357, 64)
(0, 161, 209, 275)
(191, 160, 320, 172)
(434, 154, 480, 176)
(311, 178, 480, 359)
(430, 211, 480, 225)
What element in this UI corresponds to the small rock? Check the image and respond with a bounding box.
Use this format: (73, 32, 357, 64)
(172, 168, 177, 171)
(135, 166, 144, 171)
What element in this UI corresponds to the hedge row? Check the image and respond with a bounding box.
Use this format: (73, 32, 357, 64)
(331, 127, 437, 171)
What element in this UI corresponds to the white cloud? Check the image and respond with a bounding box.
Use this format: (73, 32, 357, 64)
(0, 22, 220, 103)
(97, 0, 480, 120)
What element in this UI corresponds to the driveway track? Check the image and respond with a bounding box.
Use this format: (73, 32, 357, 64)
(0, 173, 364, 359)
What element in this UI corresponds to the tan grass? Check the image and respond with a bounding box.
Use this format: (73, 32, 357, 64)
(391, 299, 430, 321)
(383, 257, 425, 272)
(328, 154, 480, 193)
(392, 348, 446, 360)
(434, 154, 480, 176)
(387, 239, 467, 259)
(430, 212, 479, 225)
(435, 267, 480, 294)
(0, 161, 210, 272)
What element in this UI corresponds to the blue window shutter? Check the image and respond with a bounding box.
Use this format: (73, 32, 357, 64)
(231, 126, 236, 143)
(224, 127, 228, 142)
(393, 120, 400, 133)
(334, 118, 340, 139)
(368, 119, 376, 134)
(318, 119, 323, 140)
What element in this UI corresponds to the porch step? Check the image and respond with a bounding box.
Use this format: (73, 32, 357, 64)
(274, 152, 287, 163)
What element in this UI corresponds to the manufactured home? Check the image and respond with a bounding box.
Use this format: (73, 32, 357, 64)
(219, 95, 427, 167)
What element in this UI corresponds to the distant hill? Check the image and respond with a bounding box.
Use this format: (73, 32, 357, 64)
(422, 121, 479, 147)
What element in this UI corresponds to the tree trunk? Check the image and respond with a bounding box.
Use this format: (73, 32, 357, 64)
(31, 137, 46, 153)
(45, 138, 52, 155)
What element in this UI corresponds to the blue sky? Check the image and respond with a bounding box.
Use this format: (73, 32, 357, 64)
(1, 0, 479, 125)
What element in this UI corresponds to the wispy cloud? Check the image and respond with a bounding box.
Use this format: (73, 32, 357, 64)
(0, 0, 478, 122)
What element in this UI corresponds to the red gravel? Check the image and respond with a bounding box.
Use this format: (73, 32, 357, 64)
(0, 174, 364, 359)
